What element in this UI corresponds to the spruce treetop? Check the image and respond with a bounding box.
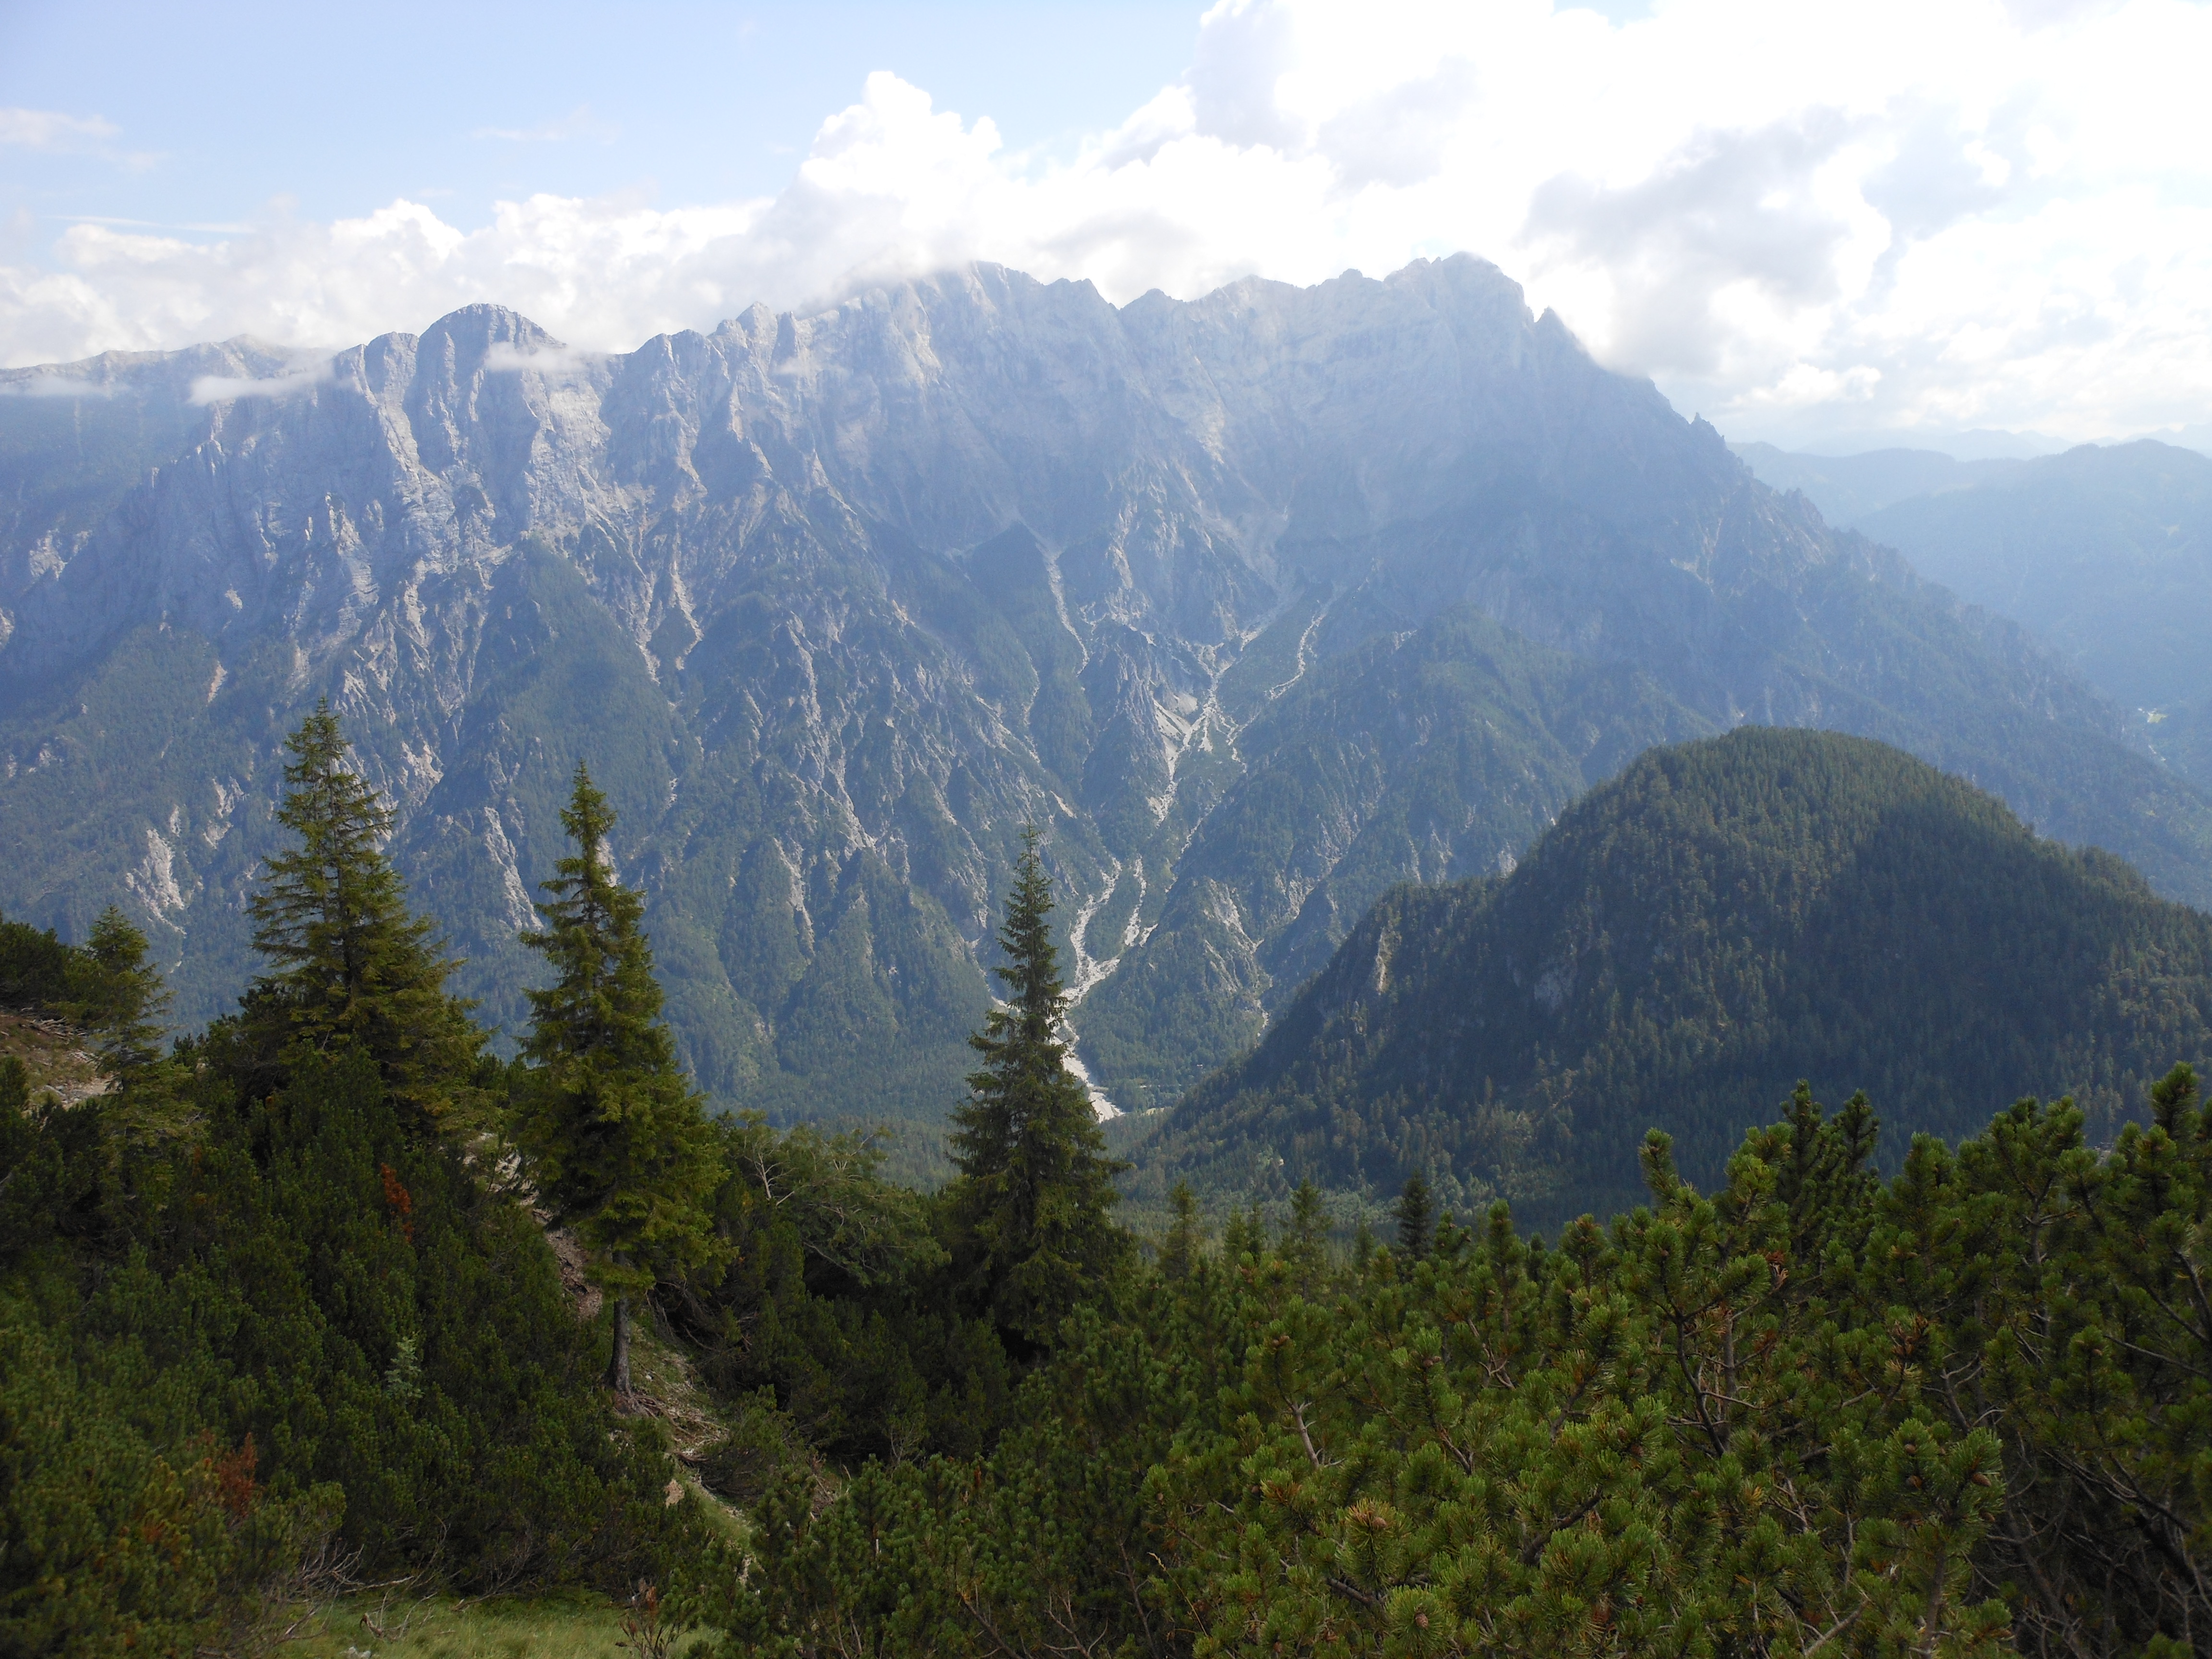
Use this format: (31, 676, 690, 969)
(1283, 1178, 1330, 1285)
(242, 701, 481, 1127)
(520, 764, 677, 1082)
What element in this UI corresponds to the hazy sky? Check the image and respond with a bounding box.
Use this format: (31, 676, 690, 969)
(3, 0, 2207, 449)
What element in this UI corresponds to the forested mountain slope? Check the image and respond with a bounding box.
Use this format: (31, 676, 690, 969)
(2, 258, 2207, 1128)
(1149, 728, 2212, 1227)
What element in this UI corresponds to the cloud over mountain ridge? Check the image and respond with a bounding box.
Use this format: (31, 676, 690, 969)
(4, 0, 2209, 449)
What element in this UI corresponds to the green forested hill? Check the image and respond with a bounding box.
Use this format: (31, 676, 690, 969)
(1144, 727, 2212, 1226)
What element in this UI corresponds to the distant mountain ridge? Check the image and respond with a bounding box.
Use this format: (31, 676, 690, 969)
(3, 257, 2209, 1137)
(1727, 441, 2025, 525)
(1853, 441, 2212, 715)
(1734, 438, 2212, 774)
(1143, 728, 2212, 1230)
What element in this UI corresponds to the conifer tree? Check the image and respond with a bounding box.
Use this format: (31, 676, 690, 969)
(1159, 1180, 1202, 1281)
(241, 702, 481, 1126)
(1394, 1170, 1433, 1261)
(945, 827, 1127, 1347)
(1220, 1206, 1262, 1263)
(62, 906, 169, 1072)
(516, 763, 722, 1396)
(1283, 1178, 1330, 1286)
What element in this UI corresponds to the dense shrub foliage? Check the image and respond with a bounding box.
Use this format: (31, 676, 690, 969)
(0, 1052, 692, 1655)
(716, 1078, 2212, 1659)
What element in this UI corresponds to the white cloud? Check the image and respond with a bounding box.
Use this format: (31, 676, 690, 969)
(61, 216, 256, 233)
(0, 373, 109, 398)
(2, 0, 2209, 445)
(0, 108, 119, 150)
(188, 362, 333, 405)
(481, 340, 593, 375)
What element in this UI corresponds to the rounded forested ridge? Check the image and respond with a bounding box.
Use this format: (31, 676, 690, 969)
(1156, 726, 2212, 1227)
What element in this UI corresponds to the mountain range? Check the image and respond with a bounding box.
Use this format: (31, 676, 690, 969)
(5, 255, 2211, 1140)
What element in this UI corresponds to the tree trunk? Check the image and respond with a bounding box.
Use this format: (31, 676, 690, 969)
(607, 1293, 633, 1397)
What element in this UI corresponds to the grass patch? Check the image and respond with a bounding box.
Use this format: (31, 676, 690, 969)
(0, 1010, 107, 1105)
(282, 1588, 682, 1659)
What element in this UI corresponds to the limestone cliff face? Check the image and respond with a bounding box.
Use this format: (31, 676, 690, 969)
(1, 256, 2202, 1126)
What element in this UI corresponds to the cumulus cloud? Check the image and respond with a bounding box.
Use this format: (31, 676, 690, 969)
(2, 0, 2209, 446)
(1524, 111, 1869, 376)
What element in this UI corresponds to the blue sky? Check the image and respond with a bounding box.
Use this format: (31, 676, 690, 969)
(2, 0, 2205, 450)
(0, 3, 1220, 230)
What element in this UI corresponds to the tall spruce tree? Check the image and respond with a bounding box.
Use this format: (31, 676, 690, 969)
(1159, 1180, 1203, 1282)
(241, 702, 481, 1127)
(1283, 1178, 1330, 1287)
(1394, 1170, 1433, 1261)
(945, 827, 1127, 1347)
(516, 764, 721, 1396)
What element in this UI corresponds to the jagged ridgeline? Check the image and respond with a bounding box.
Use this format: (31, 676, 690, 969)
(1144, 728, 2212, 1228)
(7, 257, 2212, 1132)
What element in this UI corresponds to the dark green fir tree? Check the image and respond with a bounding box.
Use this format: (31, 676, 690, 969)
(63, 906, 170, 1073)
(1159, 1179, 1202, 1281)
(515, 763, 722, 1396)
(239, 701, 481, 1128)
(1283, 1178, 1330, 1287)
(1394, 1170, 1433, 1261)
(945, 827, 1128, 1348)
